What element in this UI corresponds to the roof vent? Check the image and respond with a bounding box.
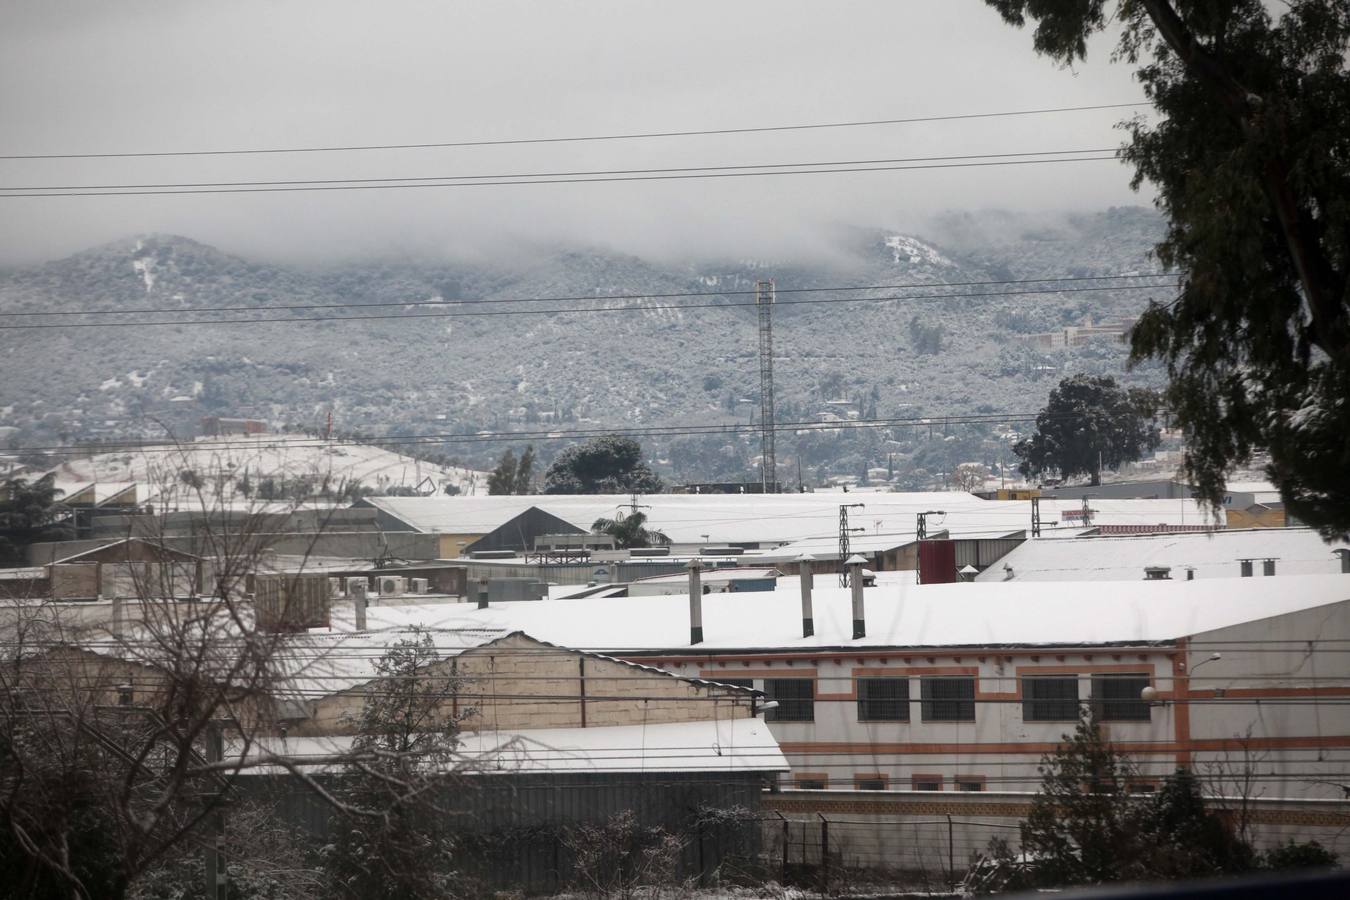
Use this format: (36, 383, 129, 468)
(1144, 566, 1172, 581)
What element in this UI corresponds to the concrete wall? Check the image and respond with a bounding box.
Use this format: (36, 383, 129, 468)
(1183, 603, 1350, 799)
(297, 632, 756, 737)
(51, 564, 100, 600)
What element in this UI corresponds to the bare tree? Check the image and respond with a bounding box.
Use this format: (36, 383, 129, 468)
(0, 440, 425, 899)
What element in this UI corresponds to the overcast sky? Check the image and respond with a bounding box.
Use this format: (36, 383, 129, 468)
(0, 0, 1153, 265)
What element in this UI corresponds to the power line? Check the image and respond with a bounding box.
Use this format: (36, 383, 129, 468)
(0, 154, 1120, 199)
(0, 272, 1175, 319)
(0, 410, 1073, 455)
(0, 282, 1173, 330)
(0, 148, 1117, 194)
(0, 102, 1149, 161)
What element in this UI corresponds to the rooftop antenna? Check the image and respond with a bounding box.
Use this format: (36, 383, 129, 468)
(756, 280, 777, 493)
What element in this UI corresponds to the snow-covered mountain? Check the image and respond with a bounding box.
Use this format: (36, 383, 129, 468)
(0, 208, 1169, 484)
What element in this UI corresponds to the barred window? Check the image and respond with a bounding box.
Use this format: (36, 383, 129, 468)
(955, 778, 986, 792)
(857, 677, 910, 722)
(854, 775, 887, 791)
(1022, 675, 1081, 721)
(1091, 674, 1152, 722)
(765, 678, 814, 722)
(920, 675, 976, 722)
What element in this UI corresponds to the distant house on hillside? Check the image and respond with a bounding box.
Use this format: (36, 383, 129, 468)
(200, 416, 267, 437)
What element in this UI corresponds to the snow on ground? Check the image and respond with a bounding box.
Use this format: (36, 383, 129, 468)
(42, 434, 487, 500)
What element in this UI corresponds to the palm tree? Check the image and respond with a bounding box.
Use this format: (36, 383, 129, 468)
(590, 511, 670, 549)
(0, 473, 73, 564)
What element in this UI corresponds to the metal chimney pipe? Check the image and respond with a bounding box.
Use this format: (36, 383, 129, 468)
(687, 557, 704, 645)
(797, 553, 815, 638)
(846, 554, 867, 639)
(111, 593, 124, 640)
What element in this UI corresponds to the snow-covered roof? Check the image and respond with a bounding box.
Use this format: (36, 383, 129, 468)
(633, 567, 781, 585)
(50, 481, 137, 506)
(228, 717, 786, 775)
(277, 626, 512, 699)
(361, 493, 1218, 547)
(744, 527, 1038, 563)
(347, 574, 1350, 652)
(975, 528, 1348, 582)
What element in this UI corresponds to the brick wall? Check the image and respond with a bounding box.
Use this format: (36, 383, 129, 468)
(298, 632, 755, 736)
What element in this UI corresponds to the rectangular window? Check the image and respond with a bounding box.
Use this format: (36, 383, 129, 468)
(911, 775, 943, 791)
(857, 677, 910, 722)
(1091, 674, 1152, 722)
(921, 675, 976, 722)
(854, 774, 888, 791)
(795, 773, 827, 790)
(1022, 675, 1081, 721)
(765, 678, 815, 722)
(955, 777, 986, 792)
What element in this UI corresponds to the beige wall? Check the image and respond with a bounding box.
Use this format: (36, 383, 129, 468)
(297, 632, 755, 737)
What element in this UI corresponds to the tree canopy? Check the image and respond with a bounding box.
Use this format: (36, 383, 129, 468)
(968, 712, 1336, 892)
(487, 445, 536, 495)
(1013, 374, 1162, 485)
(983, 0, 1350, 537)
(0, 474, 73, 565)
(542, 436, 663, 494)
(590, 511, 671, 549)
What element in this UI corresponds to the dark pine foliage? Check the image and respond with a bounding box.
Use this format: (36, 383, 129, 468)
(984, 0, 1350, 538)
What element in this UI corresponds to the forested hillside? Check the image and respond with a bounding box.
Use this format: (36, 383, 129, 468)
(0, 207, 1171, 486)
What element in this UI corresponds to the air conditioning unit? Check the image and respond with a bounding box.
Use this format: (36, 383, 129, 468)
(344, 576, 367, 597)
(378, 576, 406, 597)
(409, 577, 430, 594)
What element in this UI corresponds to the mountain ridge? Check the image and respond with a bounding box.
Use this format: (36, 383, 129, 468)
(0, 208, 1170, 485)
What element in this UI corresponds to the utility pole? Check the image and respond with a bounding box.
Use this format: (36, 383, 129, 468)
(916, 510, 945, 542)
(756, 280, 777, 493)
(838, 503, 865, 586)
(1081, 495, 1094, 527)
(1031, 497, 1042, 538)
(204, 722, 227, 900)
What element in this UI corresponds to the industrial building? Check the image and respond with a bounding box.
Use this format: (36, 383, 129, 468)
(422, 571, 1350, 803)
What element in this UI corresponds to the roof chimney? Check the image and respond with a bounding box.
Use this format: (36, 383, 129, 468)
(797, 553, 815, 638)
(847, 554, 867, 640)
(1336, 549, 1350, 574)
(352, 582, 368, 631)
(1239, 559, 1254, 577)
(1262, 558, 1277, 576)
(477, 576, 490, 610)
(687, 558, 704, 645)
(1143, 566, 1172, 580)
(111, 593, 125, 640)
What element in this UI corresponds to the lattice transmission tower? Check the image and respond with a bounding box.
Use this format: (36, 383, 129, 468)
(756, 280, 777, 492)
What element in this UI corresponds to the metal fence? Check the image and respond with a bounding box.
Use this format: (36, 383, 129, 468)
(765, 812, 1021, 893)
(233, 770, 767, 894)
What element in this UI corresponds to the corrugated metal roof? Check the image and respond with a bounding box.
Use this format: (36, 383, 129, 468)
(975, 527, 1348, 582)
(227, 718, 787, 775)
(356, 573, 1350, 652)
(360, 494, 1219, 547)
